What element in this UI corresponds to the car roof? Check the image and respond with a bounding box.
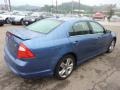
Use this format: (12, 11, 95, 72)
(50, 17, 94, 22)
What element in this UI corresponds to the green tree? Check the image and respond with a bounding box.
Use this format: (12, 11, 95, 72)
(107, 4, 116, 22)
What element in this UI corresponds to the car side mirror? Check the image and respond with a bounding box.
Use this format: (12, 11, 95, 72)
(69, 32, 75, 36)
(105, 29, 111, 33)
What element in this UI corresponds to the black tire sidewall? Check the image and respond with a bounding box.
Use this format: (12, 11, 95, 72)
(6, 18, 10, 24)
(107, 40, 116, 53)
(54, 55, 75, 80)
(20, 19, 23, 24)
(0, 23, 4, 26)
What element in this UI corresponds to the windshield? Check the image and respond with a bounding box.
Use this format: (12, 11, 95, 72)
(26, 19, 63, 34)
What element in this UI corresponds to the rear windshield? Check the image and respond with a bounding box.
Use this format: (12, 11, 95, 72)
(26, 19, 63, 34)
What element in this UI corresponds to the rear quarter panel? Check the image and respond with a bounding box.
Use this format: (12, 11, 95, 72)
(22, 21, 74, 70)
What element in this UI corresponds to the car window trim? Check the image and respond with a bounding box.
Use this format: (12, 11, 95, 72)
(69, 33, 94, 37)
(88, 21, 106, 34)
(69, 21, 91, 36)
(26, 19, 64, 34)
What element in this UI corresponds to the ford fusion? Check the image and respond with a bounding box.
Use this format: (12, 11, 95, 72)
(4, 18, 116, 80)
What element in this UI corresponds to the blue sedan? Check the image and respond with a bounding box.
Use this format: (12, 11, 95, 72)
(4, 17, 116, 80)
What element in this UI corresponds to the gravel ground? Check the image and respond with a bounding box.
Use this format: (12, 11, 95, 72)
(0, 22, 120, 90)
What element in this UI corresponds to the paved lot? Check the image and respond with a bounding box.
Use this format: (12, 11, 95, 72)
(0, 23, 120, 90)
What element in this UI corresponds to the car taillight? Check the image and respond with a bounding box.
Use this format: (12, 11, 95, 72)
(17, 43, 35, 59)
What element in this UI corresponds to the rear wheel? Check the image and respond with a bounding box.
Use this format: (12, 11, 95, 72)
(107, 40, 116, 53)
(5, 18, 10, 24)
(55, 55, 75, 80)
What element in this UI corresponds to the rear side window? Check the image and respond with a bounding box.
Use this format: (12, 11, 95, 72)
(70, 22, 90, 36)
(89, 22, 104, 33)
(26, 19, 63, 34)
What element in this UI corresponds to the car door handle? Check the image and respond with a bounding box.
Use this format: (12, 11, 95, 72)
(73, 41, 79, 44)
(96, 36, 102, 39)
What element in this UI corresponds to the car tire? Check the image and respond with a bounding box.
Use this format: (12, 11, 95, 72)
(11, 22, 15, 25)
(55, 55, 75, 80)
(22, 21, 29, 26)
(107, 40, 116, 53)
(20, 19, 23, 25)
(0, 23, 4, 26)
(5, 18, 10, 24)
(21, 20, 24, 25)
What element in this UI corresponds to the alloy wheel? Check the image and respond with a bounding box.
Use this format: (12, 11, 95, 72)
(109, 40, 115, 52)
(58, 57, 74, 78)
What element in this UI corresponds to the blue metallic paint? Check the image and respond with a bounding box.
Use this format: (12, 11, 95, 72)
(4, 18, 116, 78)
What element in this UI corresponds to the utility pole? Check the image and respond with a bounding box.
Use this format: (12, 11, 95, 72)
(4, 0, 8, 10)
(61, 0, 63, 14)
(4, 0, 11, 11)
(56, 0, 58, 14)
(8, 0, 11, 11)
(79, 0, 80, 15)
(72, 0, 74, 16)
(51, 0, 53, 14)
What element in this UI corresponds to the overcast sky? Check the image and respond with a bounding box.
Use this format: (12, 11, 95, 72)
(0, 0, 119, 6)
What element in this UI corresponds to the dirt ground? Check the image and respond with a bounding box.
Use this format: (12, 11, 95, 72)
(0, 22, 120, 90)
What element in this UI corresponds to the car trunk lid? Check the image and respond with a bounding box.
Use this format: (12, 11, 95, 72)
(6, 28, 45, 58)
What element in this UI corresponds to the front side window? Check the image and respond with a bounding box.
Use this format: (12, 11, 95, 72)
(70, 22, 90, 36)
(89, 22, 104, 33)
(26, 19, 63, 34)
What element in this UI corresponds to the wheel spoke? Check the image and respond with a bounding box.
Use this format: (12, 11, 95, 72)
(67, 59, 71, 65)
(67, 63, 73, 69)
(58, 57, 74, 78)
(109, 41, 115, 51)
(59, 69, 66, 76)
(65, 69, 69, 76)
(66, 58, 73, 66)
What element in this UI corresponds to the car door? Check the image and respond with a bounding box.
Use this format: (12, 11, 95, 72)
(89, 21, 112, 53)
(68, 21, 99, 63)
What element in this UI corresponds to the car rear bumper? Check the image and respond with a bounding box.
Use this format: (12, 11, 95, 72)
(4, 47, 53, 78)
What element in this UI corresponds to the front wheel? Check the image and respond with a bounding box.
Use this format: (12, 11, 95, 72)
(22, 21, 29, 26)
(55, 55, 75, 80)
(107, 40, 116, 53)
(20, 19, 23, 25)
